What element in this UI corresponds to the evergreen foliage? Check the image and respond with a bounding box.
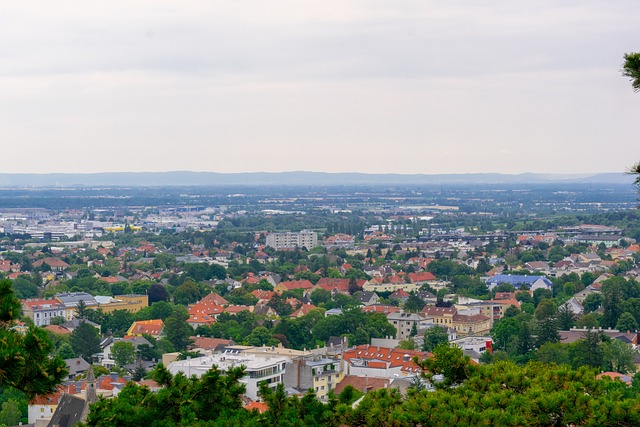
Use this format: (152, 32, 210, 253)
(0, 279, 67, 399)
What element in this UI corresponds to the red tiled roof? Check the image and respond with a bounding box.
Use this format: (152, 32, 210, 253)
(333, 375, 389, 394)
(408, 272, 436, 283)
(277, 280, 314, 291)
(127, 319, 164, 336)
(251, 290, 275, 301)
(224, 305, 252, 314)
(362, 305, 400, 314)
(342, 345, 430, 372)
(33, 257, 70, 269)
(290, 303, 318, 318)
(421, 306, 456, 316)
(22, 299, 63, 310)
(316, 278, 350, 292)
(200, 292, 229, 306)
(190, 337, 233, 350)
(245, 401, 269, 413)
(44, 325, 71, 335)
(389, 289, 410, 299)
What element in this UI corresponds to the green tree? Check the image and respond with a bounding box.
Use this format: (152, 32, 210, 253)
(163, 310, 193, 351)
(556, 304, 578, 330)
(147, 284, 170, 304)
(173, 280, 202, 305)
(622, 52, 640, 92)
(422, 325, 449, 352)
(70, 322, 101, 362)
(105, 310, 136, 337)
(534, 299, 557, 321)
(616, 312, 639, 332)
(0, 399, 21, 427)
(602, 339, 636, 374)
(570, 330, 604, 369)
(12, 275, 38, 299)
(417, 343, 475, 389)
(111, 341, 136, 367)
(0, 279, 67, 398)
(536, 342, 571, 365)
(602, 278, 625, 328)
(246, 326, 274, 347)
(404, 292, 425, 312)
(536, 317, 560, 347)
(83, 364, 251, 426)
(57, 342, 76, 359)
(310, 288, 331, 306)
(75, 299, 90, 319)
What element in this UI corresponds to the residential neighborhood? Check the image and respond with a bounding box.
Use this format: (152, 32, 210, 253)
(2, 185, 640, 426)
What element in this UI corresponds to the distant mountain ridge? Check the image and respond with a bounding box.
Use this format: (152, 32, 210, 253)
(0, 171, 634, 187)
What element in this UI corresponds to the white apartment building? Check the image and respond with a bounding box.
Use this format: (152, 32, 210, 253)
(265, 230, 318, 250)
(167, 351, 289, 400)
(21, 299, 66, 327)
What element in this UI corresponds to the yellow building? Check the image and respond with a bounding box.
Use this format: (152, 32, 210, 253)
(422, 306, 491, 336)
(95, 294, 148, 314)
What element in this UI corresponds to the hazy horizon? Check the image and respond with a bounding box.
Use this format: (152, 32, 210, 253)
(1, 1, 639, 175)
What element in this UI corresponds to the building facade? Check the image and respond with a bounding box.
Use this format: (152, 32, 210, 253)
(22, 299, 66, 327)
(266, 230, 318, 250)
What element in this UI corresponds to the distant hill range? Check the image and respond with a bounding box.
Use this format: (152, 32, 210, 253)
(0, 171, 635, 187)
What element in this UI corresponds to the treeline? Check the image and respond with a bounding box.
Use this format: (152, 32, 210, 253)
(80, 345, 640, 427)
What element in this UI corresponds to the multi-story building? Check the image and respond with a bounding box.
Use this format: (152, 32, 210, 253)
(284, 355, 343, 401)
(167, 351, 289, 400)
(266, 230, 318, 250)
(94, 294, 148, 314)
(21, 299, 66, 327)
(421, 306, 491, 337)
(385, 312, 433, 340)
(341, 345, 428, 379)
(55, 292, 98, 321)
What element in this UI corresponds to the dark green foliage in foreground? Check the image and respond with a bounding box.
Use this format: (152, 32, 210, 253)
(83, 345, 640, 427)
(0, 279, 68, 399)
(82, 364, 252, 426)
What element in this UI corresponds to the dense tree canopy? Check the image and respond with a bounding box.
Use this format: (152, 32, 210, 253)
(622, 52, 640, 93)
(0, 279, 67, 399)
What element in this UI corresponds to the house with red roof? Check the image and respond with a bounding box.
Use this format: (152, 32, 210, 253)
(341, 345, 430, 379)
(251, 289, 275, 303)
(199, 292, 229, 306)
(223, 305, 253, 315)
(274, 280, 314, 295)
(333, 375, 390, 394)
(408, 271, 437, 285)
(189, 336, 234, 351)
(362, 304, 400, 315)
(22, 299, 66, 327)
(244, 401, 269, 413)
(0, 259, 20, 273)
(187, 303, 221, 328)
(33, 257, 70, 271)
(290, 303, 319, 318)
(126, 319, 164, 338)
(389, 289, 410, 302)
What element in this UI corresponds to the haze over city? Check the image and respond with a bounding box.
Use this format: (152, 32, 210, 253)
(1, 1, 639, 175)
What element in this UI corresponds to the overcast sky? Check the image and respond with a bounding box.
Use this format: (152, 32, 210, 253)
(1, 1, 639, 175)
